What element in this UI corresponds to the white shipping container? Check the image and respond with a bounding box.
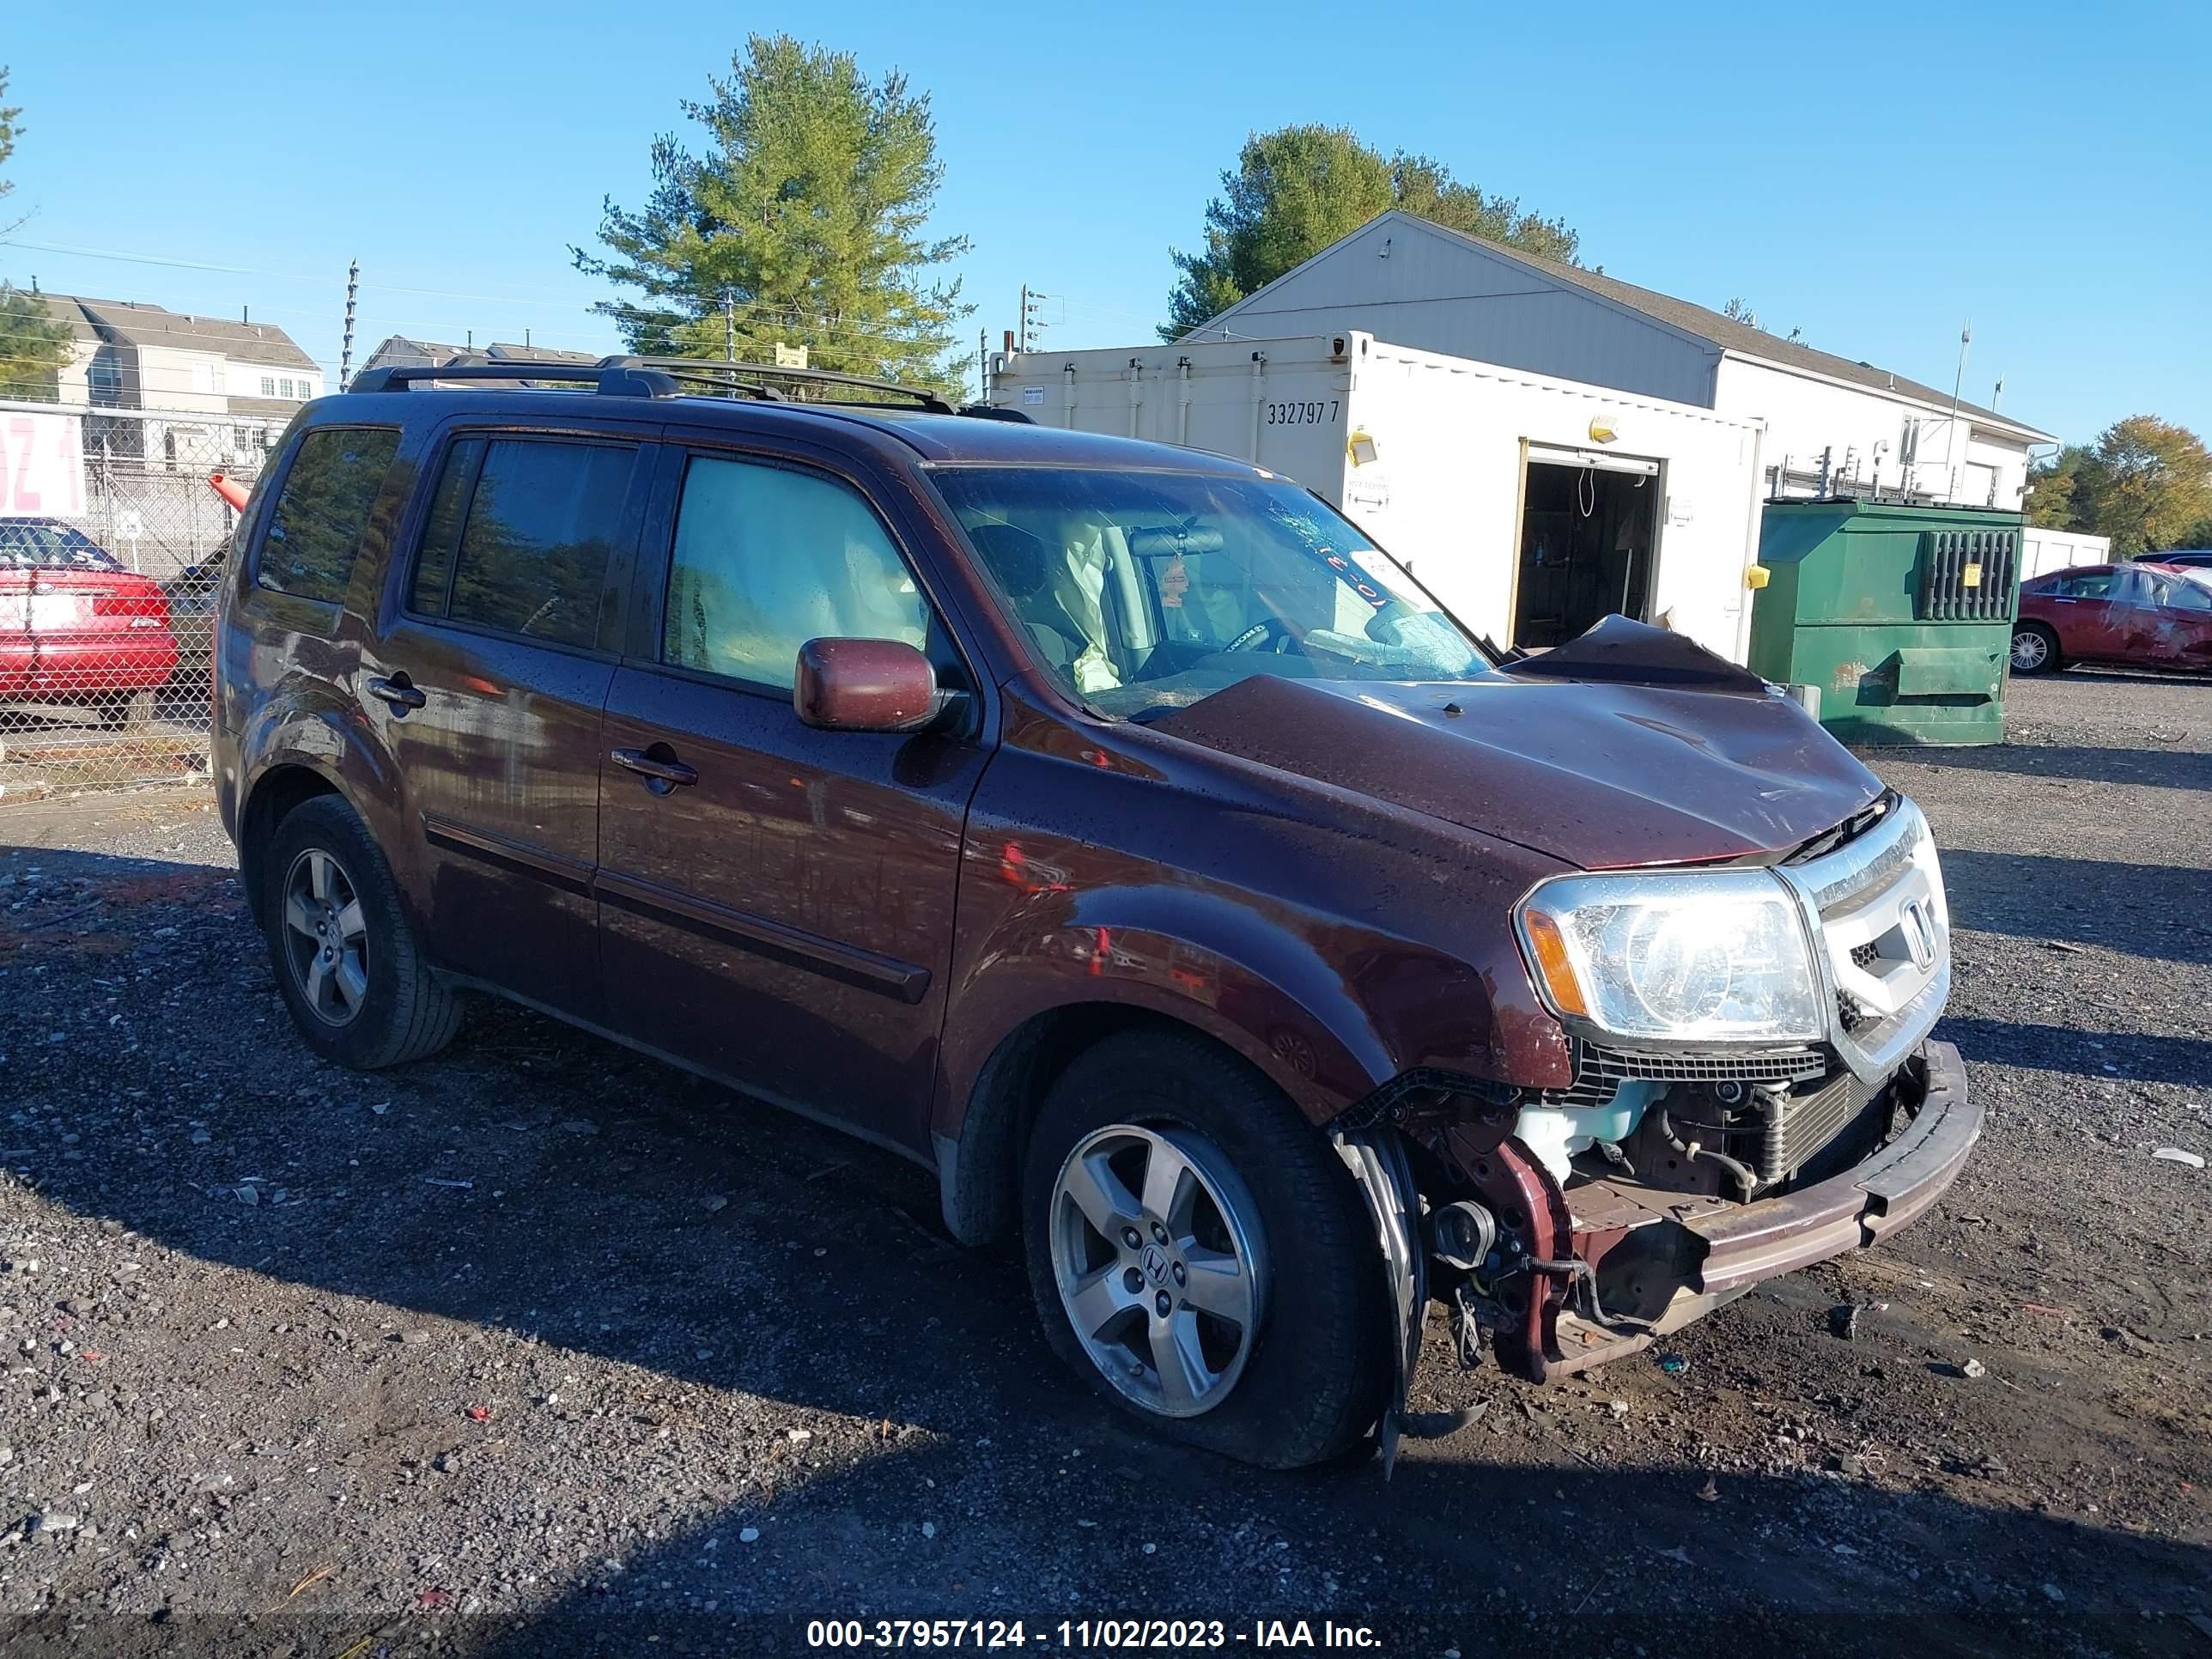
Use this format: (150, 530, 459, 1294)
(2020, 526, 2111, 580)
(991, 331, 1770, 663)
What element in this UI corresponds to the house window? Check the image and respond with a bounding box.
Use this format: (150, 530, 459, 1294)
(261, 376, 275, 397)
(279, 378, 295, 398)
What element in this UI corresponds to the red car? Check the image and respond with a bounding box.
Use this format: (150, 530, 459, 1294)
(2012, 562, 2212, 677)
(0, 519, 181, 727)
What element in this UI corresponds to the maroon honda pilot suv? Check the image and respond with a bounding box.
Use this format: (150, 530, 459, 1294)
(213, 358, 1978, 1468)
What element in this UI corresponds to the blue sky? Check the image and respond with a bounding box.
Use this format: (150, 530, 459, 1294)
(3, 1, 2203, 442)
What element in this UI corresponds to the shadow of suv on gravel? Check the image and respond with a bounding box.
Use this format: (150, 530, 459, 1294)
(211, 357, 1979, 1468)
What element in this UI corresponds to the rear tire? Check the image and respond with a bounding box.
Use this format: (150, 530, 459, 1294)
(94, 690, 156, 732)
(262, 795, 463, 1068)
(1020, 1027, 1389, 1468)
(2010, 623, 2060, 676)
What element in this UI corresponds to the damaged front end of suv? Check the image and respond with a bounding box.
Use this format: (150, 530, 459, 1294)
(1327, 768, 1977, 1459)
(1373, 791, 1966, 1368)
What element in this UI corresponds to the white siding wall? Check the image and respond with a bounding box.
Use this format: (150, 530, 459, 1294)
(127, 346, 229, 414)
(1712, 357, 2032, 508)
(1191, 216, 1723, 410)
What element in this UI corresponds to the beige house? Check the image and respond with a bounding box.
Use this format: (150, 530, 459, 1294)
(25, 290, 323, 466)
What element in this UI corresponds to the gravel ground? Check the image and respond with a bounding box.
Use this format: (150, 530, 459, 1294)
(0, 671, 2206, 1658)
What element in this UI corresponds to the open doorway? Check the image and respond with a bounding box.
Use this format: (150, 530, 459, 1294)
(1512, 449, 1661, 650)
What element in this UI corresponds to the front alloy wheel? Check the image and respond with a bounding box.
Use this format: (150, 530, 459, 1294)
(1022, 1028, 1389, 1467)
(1048, 1123, 1266, 1419)
(281, 847, 370, 1024)
(2010, 626, 2052, 673)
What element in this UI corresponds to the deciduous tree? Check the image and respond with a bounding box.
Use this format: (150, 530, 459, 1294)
(2061, 417, 2212, 556)
(575, 36, 971, 395)
(1162, 125, 1579, 340)
(2025, 444, 2087, 530)
(0, 68, 70, 401)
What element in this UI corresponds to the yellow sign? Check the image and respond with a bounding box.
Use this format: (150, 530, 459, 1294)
(1962, 562, 1983, 587)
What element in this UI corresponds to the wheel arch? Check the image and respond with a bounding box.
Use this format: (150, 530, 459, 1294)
(232, 689, 405, 927)
(235, 760, 344, 927)
(933, 913, 1400, 1246)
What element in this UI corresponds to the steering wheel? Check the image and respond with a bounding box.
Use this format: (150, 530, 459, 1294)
(1223, 619, 1294, 653)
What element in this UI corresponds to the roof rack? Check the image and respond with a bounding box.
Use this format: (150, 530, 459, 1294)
(347, 353, 1032, 423)
(348, 359, 681, 398)
(613, 356, 958, 413)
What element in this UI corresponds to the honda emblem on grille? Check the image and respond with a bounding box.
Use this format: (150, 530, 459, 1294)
(1898, 899, 1937, 971)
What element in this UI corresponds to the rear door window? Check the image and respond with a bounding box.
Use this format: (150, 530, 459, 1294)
(2051, 571, 2116, 599)
(258, 427, 400, 602)
(410, 436, 636, 651)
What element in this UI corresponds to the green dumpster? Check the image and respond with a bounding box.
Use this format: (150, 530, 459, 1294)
(1747, 500, 2021, 746)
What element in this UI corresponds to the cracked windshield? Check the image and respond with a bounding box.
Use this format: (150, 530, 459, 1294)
(930, 467, 1487, 718)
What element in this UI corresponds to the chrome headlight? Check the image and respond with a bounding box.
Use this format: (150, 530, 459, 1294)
(1516, 869, 1823, 1044)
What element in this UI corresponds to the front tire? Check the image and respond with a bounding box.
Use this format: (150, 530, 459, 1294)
(2010, 623, 2060, 675)
(1020, 1028, 1389, 1468)
(262, 796, 463, 1068)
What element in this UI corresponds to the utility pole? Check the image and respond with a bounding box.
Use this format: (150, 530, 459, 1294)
(1021, 284, 1049, 352)
(1947, 318, 1971, 501)
(724, 289, 737, 362)
(978, 326, 988, 404)
(339, 258, 359, 390)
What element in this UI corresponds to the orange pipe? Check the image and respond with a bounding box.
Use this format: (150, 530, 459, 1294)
(208, 472, 252, 511)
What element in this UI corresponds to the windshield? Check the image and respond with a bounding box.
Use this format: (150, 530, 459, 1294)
(2164, 570, 2212, 610)
(929, 467, 1490, 719)
(0, 521, 122, 572)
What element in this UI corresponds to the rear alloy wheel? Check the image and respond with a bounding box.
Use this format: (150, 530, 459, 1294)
(280, 847, 372, 1027)
(262, 795, 463, 1068)
(1021, 1028, 1388, 1468)
(2010, 623, 2058, 675)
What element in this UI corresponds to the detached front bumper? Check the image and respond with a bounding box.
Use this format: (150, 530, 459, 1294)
(1684, 1037, 1978, 1296)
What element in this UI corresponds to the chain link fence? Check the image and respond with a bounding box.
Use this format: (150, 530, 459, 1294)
(3, 406, 276, 796)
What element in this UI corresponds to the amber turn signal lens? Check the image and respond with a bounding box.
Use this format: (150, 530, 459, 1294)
(1521, 908, 1589, 1018)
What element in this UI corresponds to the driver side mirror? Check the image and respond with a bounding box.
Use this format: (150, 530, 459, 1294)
(793, 637, 957, 733)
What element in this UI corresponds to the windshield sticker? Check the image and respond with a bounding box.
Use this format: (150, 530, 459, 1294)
(1319, 550, 1389, 609)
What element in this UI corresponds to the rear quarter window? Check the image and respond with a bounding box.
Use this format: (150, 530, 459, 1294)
(257, 427, 401, 604)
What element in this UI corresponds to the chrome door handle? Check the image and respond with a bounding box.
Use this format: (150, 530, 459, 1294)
(611, 747, 698, 790)
(366, 674, 427, 712)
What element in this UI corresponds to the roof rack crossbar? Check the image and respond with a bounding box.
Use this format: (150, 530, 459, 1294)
(349, 361, 681, 398)
(604, 356, 957, 414)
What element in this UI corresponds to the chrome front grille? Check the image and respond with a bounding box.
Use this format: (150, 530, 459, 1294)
(1778, 796, 1951, 1084)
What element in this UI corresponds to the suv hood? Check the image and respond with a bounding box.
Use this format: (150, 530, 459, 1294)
(1148, 634, 1881, 870)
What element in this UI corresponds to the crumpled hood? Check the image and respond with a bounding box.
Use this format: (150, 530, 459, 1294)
(1149, 639, 1881, 870)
